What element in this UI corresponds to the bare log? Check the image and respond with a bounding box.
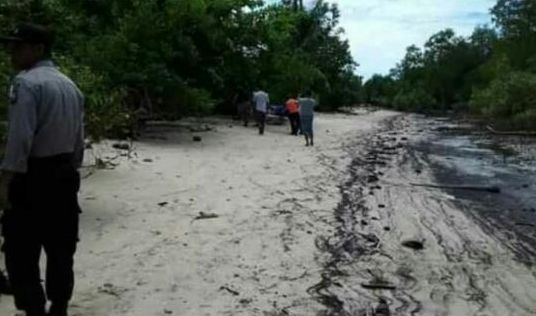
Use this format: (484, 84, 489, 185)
(486, 125, 536, 136)
(411, 183, 501, 193)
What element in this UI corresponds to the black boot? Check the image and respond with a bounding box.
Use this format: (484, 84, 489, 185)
(0, 270, 12, 294)
(25, 308, 46, 316)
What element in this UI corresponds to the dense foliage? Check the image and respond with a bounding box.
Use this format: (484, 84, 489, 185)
(0, 0, 362, 139)
(364, 0, 536, 130)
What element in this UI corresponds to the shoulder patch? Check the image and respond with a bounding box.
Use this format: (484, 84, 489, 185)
(8, 82, 18, 105)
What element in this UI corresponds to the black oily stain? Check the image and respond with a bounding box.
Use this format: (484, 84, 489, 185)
(307, 157, 376, 314)
(308, 117, 411, 315)
(416, 118, 536, 262)
(307, 275, 346, 314)
(401, 240, 424, 250)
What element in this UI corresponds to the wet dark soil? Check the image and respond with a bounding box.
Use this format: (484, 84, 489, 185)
(416, 118, 536, 262)
(308, 116, 408, 316)
(309, 114, 536, 315)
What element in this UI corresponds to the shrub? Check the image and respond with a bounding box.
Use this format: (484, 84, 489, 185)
(471, 70, 536, 130)
(56, 56, 132, 140)
(393, 87, 437, 112)
(0, 51, 12, 122)
(158, 84, 215, 119)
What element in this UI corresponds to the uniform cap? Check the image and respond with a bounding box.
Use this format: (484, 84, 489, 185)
(0, 23, 54, 48)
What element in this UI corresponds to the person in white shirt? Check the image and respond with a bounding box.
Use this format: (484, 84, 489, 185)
(252, 89, 269, 135)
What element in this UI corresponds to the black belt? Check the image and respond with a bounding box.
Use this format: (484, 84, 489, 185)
(27, 153, 75, 172)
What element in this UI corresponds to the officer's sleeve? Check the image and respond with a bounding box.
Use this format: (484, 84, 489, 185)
(1, 79, 38, 173)
(73, 93, 85, 169)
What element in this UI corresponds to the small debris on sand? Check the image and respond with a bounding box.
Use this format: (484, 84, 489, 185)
(188, 125, 212, 133)
(97, 283, 125, 297)
(375, 298, 391, 316)
(193, 136, 202, 142)
(402, 240, 424, 250)
(275, 210, 292, 215)
(112, 142, 131, 150)
(367, 175, 379, 183)
(361, 282, 396, 290)
(194, 212, 219, 220)
(219, 286, 240, 296)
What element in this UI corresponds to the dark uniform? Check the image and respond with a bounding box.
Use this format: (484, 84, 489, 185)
(0, 25, 84, 316)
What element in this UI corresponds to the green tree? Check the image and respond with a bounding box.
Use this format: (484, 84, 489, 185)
(0, 0, 363, 138)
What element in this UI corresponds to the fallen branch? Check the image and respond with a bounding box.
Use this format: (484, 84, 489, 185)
(486, 125, 536, 137)
(411, 183, 501, 193)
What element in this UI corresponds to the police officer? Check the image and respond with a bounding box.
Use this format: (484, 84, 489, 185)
(0, 23, 84, 316)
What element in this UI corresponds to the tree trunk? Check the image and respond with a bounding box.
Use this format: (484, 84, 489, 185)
(143, 87, 153, 117)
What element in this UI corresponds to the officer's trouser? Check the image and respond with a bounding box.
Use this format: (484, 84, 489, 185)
(1, 153, 80, 315)
(255, 110, 266, 134)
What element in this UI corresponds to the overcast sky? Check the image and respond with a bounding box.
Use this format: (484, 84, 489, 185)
(268, 0, 496, 79)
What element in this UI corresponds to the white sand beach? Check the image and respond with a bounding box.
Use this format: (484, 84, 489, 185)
(1, 111, 535, 316)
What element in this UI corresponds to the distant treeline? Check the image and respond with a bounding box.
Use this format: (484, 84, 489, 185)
(0, 0, 362, 140)
(363, 0, 536, 131)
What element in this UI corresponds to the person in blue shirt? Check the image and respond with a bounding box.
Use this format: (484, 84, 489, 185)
(298, 90, 317, 146)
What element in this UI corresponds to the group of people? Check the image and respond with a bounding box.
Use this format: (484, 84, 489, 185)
(238, 89, 317, 147)
(0, 22, 319, 316)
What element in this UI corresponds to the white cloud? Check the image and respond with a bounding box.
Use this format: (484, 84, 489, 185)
(264, 0, 495, 78)
(331, 0, 496, 78)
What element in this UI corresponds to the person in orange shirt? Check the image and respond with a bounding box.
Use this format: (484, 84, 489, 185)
(285, 95, 300, 135)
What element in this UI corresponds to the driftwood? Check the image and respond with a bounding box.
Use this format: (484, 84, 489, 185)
(487, 125, 536, 137)
(411, 183, 501, 194)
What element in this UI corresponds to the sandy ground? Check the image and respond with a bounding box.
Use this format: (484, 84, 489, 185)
(1, 111, 535, 316)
